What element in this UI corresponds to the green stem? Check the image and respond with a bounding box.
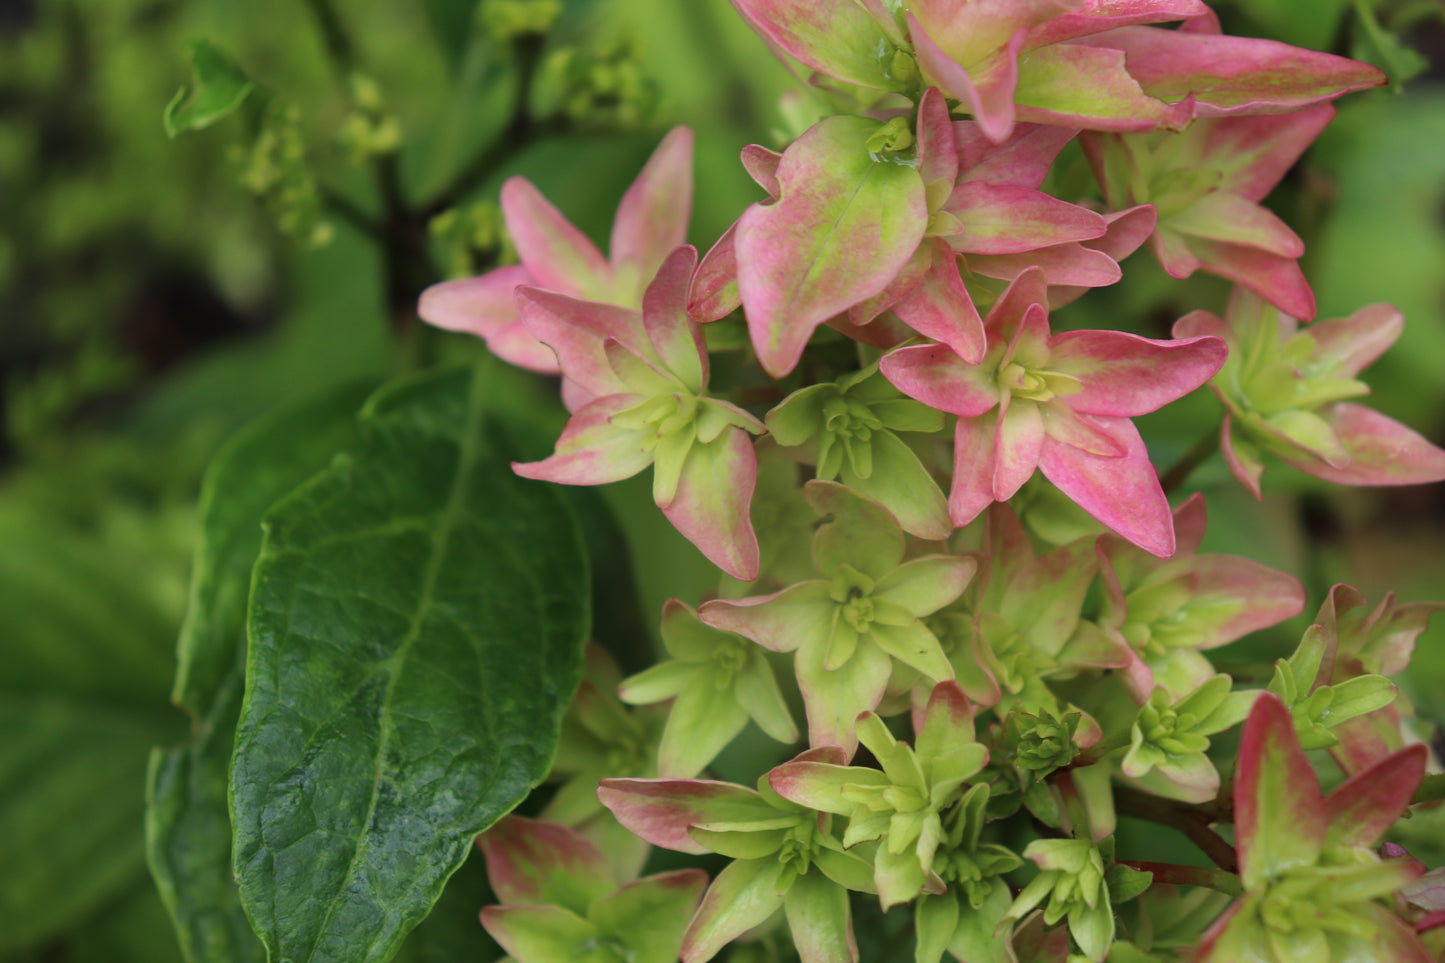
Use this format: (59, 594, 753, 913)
(1114, 787, 1238, 874)
(1159, 428, 1220, 496)
(1119, 861, 1243, 897)
(301, 0, 357, 79)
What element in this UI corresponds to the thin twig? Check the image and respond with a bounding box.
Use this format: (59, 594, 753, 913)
(1119, 861, 1243, 897)
(1159, 428, 1220, 496)
(1114, 787, 1238, 874)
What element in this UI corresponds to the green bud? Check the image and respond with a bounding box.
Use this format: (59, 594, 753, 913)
(1003, 707, 1083, 775)
(866, 116, 914, 156)
(478, 0, 562, 41)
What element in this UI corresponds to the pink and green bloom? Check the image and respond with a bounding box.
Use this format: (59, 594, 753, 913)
(700, 482, 975, 755)
(477, 816, 706, 963)
(1193, 693, 1431, 963)
(1174, 288, 1445, 495)
(881, 267, 1226, 556)
(513, 245, 766, 579)
(419, 126, 693, 399)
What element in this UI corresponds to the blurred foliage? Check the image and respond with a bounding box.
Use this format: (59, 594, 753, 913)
(0, 0, 1443, 958)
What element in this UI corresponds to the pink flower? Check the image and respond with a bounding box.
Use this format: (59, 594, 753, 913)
(418, 127, 693, 406)
(880, 267, 1225, 556)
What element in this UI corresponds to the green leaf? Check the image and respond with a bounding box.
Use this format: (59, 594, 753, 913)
(0, 503, 185, 953)
(163, 40, 255, 138)
(231, 366, 590, 963)
(147, 382, 374, 963)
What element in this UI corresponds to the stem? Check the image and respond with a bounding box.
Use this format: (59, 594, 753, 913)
(426, 34, 552, 214)
(319, 187, 382, 238)
(1412, 773, 1445, 807)
(1119, 861, 1243, 897)
(1114, 787, 1238, 874)
(301, 0, 357, 79)
(1159, 428, 1219, 496)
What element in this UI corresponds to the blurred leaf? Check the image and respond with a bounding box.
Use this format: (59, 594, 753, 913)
(230, 365, 589, 963)
(1350, 0, 1430, 91)
(392, 845, 501, 963)
(163, 39, 255, 138)
(146, 381, 375, 963)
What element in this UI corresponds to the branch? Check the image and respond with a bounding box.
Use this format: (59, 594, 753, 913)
(1114, 787, 1238, 874)
(1160, 428, 1220, 496)
(1118, 861, 1243, 897)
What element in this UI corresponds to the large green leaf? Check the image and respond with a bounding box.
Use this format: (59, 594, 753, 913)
(230, 366, 590, 963)
(0, 499, 187, 954)
(147, 382, 374, 963)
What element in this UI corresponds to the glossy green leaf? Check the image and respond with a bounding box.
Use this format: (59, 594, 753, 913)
(163, 40, 255, 138)
(231, 366, 590, 963)
(147, 382, 373, 963)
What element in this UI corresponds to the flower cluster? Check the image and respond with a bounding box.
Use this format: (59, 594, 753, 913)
(420, 3, 1445, 961)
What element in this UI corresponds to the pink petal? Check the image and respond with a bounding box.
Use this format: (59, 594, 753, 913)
(910, 0, 1079, 61)
(690, 223, 741, 323)
(910, 15, 1026, 143)
(1184, 554, 1307, 649)
(417, 267, 561, 374)
(1307, 303, 1403, 378)
(516, 287, 647, 397)
(735, 116, 929, 377)
(661, 428, 761, 581)
(597, 778, 769, 854)
(731, 0, 906, 90)
(611, 127, 693, 300)
(1024, 0, 1209, 47)
(916, 86, 959, 189)
(949, 413, 1001, 527)
(1042, 402, 1128, 456)
(1280, 403, 1445, 486)
(643, 245, 708, 393)
(1234, 692, 1326, 890)
(699, 582, 835, 654)
(1092, 26, 1387, 116)
(1049, 329, 1226, 416)
(1199, 105, 1335, 202)
(965, 243, 1123, 287)
(1219, 412, 1265, 499)
(1166, 191, 1303, 256)
(1181, 235, 1316, 320)
(501, 177, 610, 297)
(993, 396, 1045, 500)
(880, 342, 1000, 418)
(1038, 416, 1175, 557)
(1324, 744, 1427, 850)
(944, 182, 1107, 254)
(1012, 42, 1192, 132)
(512, 394, 655, 486)
(741, 144, 784, 198)
(955, 122, 1078, 189)
(890, 244, 987, 363)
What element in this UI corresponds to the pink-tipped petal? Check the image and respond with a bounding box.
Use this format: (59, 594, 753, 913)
(1280, 403, 1445, 486)
(512, 394, 655, 486)
(477, 816, 614, 911)
(880, 342, 1000, 418)
(643, 245, 708, 393)
(418, 267, 561, 374)
(916, 87, 960, 189)
(501, 178, 610, 297)
(661, 428, 761, 581)
(699, 582, 836, 654)
(910, 16, 1025, 143)
(1024, 0, 1209, 47)
(1050, 330, 1226, 416)
(1183, 236, 1316, 320)
(1307, 303, 1403, 378)
(690, 223, 742, 322)
(1234, 692, 1326, 890)
(516, 287, 647, 397)
(597, 778, 771, 855)
(955, 122, 1079, 189)
(1012, 43, 1192, 132)
(1038, 416, 1176, 557)
(949, 413, 1001, 527)
(735, 116, 929, 377)
(1324, 744, 1428, 851)
(993, 396, 1045, 500)
(731, 0, 906, 91)
(890, 245, 988, 363)
(1200, 105, 1336, 201)
(945, 182, 1108, 254)
(611, 127, 693, 291)
(1092, 26, 1388, 116)
(1219, 412, 1266, 499)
